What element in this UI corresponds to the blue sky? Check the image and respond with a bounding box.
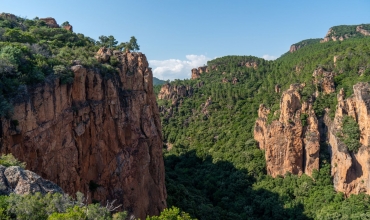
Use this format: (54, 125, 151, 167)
(1, 0, 369, 80)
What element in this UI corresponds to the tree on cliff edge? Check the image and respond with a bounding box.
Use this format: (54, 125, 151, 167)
(117, 36, 140, 52)
(96, 35, 118, 48)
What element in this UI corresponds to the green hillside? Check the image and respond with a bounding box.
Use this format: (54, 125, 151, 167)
(153, 77, 167, 86)
(159, 29, 370, 219)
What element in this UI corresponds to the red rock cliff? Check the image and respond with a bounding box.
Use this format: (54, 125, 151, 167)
(254, 84, 320, 177)
(326, 83, 370, 196)
(0, 51, 166, 219)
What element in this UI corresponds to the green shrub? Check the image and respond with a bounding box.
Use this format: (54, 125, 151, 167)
(0, 154, 26, 168)
(340, 115, 361, 152)
(147, 207, 195, 220)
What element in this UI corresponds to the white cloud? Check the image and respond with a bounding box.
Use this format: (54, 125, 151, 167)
(149, 55, 210, 80)
(262, 54, 277, 60)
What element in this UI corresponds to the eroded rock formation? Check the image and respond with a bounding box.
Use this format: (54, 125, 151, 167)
(326, 83, 370, 196)
(356, 25, 370, 36)
(254, 84, 320, 177)
(40, 17, 60, 28)
(63, 24, 73, 32)
(290, 44, 301, 53)
(313, 67, 336, 94)
(158, 83, 194, 105)
(191, 66, 208, 79)
(0, 50, 166, 219)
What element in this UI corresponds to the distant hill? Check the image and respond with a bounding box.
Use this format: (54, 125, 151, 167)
(153, 77, 167, 86)
(288, 23, 370, 53)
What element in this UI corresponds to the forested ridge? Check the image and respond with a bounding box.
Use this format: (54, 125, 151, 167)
(159, 24, 370, 219)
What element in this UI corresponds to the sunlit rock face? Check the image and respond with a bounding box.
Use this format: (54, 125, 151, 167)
(0, 51, 166, 219)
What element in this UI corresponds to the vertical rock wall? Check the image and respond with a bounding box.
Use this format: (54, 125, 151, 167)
(327, 83, 370, 195)
(0, 52, 166, 219)
(254, 84, 320, 177)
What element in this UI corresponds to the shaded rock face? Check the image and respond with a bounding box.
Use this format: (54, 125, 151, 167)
(327, 83, 370, 196)
(40, 17, 60, 28)
(0, 51, 166, 219)
(313, 67, 335, 94)
(191, 68, 200, 79)
(198, 66, 207, 74)
(254, 85, 320, 177)
(0, 165, 63, 196)
(290, 44, 301, 53)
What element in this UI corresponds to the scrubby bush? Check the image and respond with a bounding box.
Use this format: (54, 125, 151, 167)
(340, 115, 361, 152)
(0, 154, 26, 168)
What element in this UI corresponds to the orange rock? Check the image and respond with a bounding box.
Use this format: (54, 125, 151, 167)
(328, 83, 370, 196)
(191, 68, 200, 79)
(158, 83, 192, 100)
(1, 52, 166, 219)
(313, 67, 335, 94)
(40, 17, 60, 28)
(254, 84, 319, 177)
(63, 24, 73, 32)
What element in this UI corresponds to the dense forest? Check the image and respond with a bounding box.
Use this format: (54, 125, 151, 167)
(158, 25, 370, 219)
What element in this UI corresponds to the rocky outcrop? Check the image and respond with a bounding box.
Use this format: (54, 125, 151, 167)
(0, 13, 16, 21)
(63, 24, 73, 32)
(254, 84, 320, 177)
(313, 67, 336, 94)
(245, 61, 258, 69)
(40, 17, 60, 28)
(0, 50, 166, 219)
(157, 83, 193, 104)
(290, 45, 301, 53)
(95, 47, 113, 63)
(191, 68, 200, 79)
(198, 66, 207, 73)
(201, 97, 212, 116)
(0, 165, 63, 195)
(327, 83, 370, 196)
(356, 25, 370, 36)
(191, 66, 208, 79)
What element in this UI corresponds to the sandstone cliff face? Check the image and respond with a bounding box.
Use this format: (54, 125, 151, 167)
(0, 51, 166, 219)
(254, 84, 320, 177)
(326, 83, 370, 196)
